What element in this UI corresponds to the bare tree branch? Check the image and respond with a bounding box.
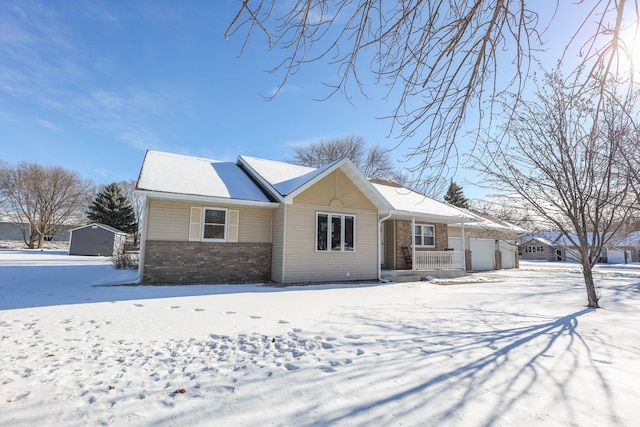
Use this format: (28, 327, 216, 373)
(227, 1, 640, 189)
(475, 71, 640, 308)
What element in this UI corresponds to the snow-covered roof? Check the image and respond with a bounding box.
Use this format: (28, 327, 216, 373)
(517, 235, 555, 246)
(238, 156, 391, 210)
(609, 231, 640, 247)
(136, 151, 274, 205)
(69, 223, 127, 234)
(452, 208, 528, 233)
(238, 156, 337, 197)
(371, 182, 477, 223)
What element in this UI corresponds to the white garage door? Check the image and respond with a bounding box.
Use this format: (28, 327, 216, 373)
(470, 238, 495, 271)
(499, 241, 516, 269)
(607, 250, 626, 264)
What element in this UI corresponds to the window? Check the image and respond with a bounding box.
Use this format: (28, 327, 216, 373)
(189, 207, 239, 243)
(414, 224, 435, 247)
(526, 245, 544, 253)
(316, 212, 355, 252)
(203, 208, 227, 241)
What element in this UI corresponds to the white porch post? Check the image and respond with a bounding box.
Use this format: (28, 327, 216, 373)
(412, 216, 416, 271)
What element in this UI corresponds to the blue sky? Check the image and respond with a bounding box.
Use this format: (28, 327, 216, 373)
(0, 1, 628, 200)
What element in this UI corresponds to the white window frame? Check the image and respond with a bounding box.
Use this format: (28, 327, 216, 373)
(414, 224, 435, 248)
(201, 207, 228, 242)
(316, 212, 356, 252)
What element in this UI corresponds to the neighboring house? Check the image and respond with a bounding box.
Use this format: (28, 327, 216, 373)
(135, 151, 486, 285)
(0, 213, 77, 242)
(68, 223, 127, 256)
(518, 232, 583, 262)
(518, 231, 638, 264)
(605, 231, 640, 263)
(447, 209, 526, 271)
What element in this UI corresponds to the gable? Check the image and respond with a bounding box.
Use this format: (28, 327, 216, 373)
(292, 169, 376, 210)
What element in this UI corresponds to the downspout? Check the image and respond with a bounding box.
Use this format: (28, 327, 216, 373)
(135, 194, 150, 284)
(412, 216, 416, 271)
(461, 221, 466, 272)
(281, 204, 287, 284)
(378, 212, 392, 282)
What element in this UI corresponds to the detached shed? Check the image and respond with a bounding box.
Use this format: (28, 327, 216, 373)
(68, 223, 127, 256)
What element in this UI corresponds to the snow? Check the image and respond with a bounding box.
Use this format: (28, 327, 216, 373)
(239, 156, 317, 194)
(373, 182, 476, 222)
(136, 151, 271, 202)
(454, 208, 527, 233)
(2, 249, 640, 426)
(239, 155, 340, 197)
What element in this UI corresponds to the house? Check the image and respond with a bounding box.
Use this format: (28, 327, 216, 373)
(605, 231, 640, 263)
(135, 151, 485, 285)
(447, 209, 525, 271)
(68, 223, 127, 256)
(518, 231, 639, 264)
(518, 232, 586, 262)
(0, 212, 77, 242)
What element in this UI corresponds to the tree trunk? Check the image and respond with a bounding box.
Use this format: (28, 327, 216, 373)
(37, 233, 45, 250)
(582, 264, 600, 308)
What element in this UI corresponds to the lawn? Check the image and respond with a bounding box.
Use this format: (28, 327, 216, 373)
(1, 249, 639, 426)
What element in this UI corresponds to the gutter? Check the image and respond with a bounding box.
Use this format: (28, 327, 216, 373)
(134, 189, 279, 208)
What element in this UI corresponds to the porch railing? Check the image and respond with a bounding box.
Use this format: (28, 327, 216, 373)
(414, 250, 465, 270)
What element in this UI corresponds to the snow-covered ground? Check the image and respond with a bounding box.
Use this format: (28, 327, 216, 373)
(1, 249, 640, 426)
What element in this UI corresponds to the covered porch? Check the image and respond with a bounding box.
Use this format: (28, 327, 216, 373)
(379, 215, 473, 281)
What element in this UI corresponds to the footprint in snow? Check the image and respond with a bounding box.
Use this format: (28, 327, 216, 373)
(345, 334, 361, 339)
(134, 304, 143, 308)
(249, 315, 262, 319)
(170, 306, 180, 309)
(194, 308, 205, 312)
(321, 342, 333, 349)
(224, 311, 236, 315)
(277, 320, 289, 324)
(284, 363, 299, 371)
(319, 366, 336, 373)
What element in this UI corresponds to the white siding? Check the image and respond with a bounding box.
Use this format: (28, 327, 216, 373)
(146, 199, 272, 243)
(271, 205, 285, 283)
(282, 204, 378, 283)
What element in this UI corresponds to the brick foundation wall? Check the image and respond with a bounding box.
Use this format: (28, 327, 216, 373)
(143, 241, 272, 284)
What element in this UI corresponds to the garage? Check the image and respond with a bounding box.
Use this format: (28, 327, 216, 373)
(469, 238, 495, 271)
(499, 240, 516, 269)
(607, 249, 627, 264)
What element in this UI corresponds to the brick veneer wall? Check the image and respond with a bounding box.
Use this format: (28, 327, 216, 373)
(143, 241, 272, 284)
(394, 220, 449, 269)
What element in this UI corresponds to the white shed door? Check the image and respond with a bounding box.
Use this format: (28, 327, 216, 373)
(470, 238, 494, 271)
(499, 240, 516, 269)
(607, 250, 626, 264)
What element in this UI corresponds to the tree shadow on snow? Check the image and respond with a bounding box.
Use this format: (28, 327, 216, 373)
(310, 307, 623, 426)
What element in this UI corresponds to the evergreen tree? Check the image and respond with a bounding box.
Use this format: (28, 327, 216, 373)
(444, 181, 470, 208)
(86, 183, 138, 234)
